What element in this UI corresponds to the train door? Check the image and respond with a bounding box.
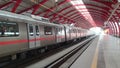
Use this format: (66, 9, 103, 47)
(56, 28, 62, 43)
(28, 24, 40, 48)
(35, 25, 41, 47)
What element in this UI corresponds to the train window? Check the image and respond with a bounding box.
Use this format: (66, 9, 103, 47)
(44, 26, 52, 35)
(73, 29, 75, 33)
(71, 29, 73, 33)
(56, 28, 58, 34)
(0, 21, 19, 37)
(29, 24, 34, 36)
(35, 25, 39, 36)
(56, 28, 61, 35)
(41, 18, 49, 23)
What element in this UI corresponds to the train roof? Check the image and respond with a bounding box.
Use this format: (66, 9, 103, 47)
(0, 10, 64, 27)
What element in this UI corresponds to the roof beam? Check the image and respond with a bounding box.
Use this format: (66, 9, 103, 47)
(73, 12, 108, 21)
(49, 8, 107, 22)
(17, 0, 48, 14)
(11, 0, 22, 13)
(72, 12, 108, 20)
(92, 0, 116, 8)
(47, 4, 110, 18)
(31, 0, 48, 14)
(85, 4, 110, 11)
(46, 5, 73, 17)
(92, 0, 120, 22)
(36, 0, 70, 16)
(107, 3, 120, 22)
(0, 0, 14, 9)
(75, 19, 92, 28)
(49, 13, 75, 24)
(69, 11, 107, 18)
(67, 10, 107, 19)
(66, 11, 79, 18)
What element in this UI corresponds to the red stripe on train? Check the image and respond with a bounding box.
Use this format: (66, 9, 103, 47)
(0, 39, 28, 45)
(0, 36, 64, 46)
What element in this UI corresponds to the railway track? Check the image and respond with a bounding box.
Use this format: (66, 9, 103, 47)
(45, 37, 93, 68)
(2, 36, 95, 68)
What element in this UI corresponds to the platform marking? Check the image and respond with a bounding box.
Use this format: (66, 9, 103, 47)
(91, 39, 100, 68)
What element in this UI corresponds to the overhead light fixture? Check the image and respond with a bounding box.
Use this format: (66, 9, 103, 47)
(70, 23, 75, 26)
(117, 0, 120, 2)
(55, 0, 58, 3)
(119, 22, 120, 25)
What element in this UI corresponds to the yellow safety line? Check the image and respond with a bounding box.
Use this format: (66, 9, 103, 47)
(91, 43, 99, 68)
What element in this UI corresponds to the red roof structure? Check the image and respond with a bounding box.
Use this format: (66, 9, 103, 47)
(0, 0, 120, 36)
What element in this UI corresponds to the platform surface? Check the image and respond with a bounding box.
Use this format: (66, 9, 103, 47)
(71, 35, 120, 68)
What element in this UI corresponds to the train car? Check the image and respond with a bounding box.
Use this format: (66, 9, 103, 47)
(64, 25, 87, 41)
(0, 10, 94, 59)
(0, 10, 64, 58)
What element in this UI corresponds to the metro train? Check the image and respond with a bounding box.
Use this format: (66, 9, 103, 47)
(0, 10, 94, 59)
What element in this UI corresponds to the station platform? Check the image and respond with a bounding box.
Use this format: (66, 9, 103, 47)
(71, 35, 120, 68)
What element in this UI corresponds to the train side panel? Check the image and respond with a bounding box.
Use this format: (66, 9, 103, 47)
(64, 26, 71, 41)
(55, 26, 66, 43)
(39, 25, 56, 47)
(0, 21, 28, 57)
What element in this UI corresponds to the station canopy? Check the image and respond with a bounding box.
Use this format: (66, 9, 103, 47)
(0, 0, 118, 29)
